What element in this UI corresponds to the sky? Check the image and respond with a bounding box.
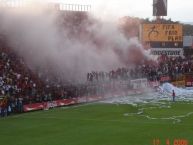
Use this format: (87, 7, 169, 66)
(54, 0, 193, 22)
(1, 0, 193, 22)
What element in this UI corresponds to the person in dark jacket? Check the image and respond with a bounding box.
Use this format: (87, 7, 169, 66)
(172, 90, 176, 102)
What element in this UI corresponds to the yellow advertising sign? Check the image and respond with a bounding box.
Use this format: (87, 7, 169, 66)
(172, 80, 185, 87)
(142, 24, 183, 42)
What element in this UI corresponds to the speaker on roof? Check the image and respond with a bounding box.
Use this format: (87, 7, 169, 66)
(153, 0, 167, 16)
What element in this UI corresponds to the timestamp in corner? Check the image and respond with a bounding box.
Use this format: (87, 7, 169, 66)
(152, 138, 189, 145)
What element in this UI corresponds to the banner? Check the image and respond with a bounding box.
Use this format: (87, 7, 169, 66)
(151, 48, 183, 56)
(23, 99, 77, 112)
(185, 74, 193, 87)
(172, 81, 185, 87)
(23, 103, 44, 112)
(142, 24, 183, 42)
(23, 96, 105, 112)
(160, 76, 170, 82)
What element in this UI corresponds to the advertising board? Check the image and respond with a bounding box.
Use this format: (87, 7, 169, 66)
(142, 24, 183, 42)
(151, 48, 183, 56)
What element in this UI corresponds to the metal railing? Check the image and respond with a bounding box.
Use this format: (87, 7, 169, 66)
(0, 1, 91, 12)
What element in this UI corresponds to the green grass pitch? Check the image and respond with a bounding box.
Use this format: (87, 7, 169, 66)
(0, 101, 193, 145)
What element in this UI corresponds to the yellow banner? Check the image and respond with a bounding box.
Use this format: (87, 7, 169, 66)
(172, 80, 185, 87)
(142, 24, 183, 42)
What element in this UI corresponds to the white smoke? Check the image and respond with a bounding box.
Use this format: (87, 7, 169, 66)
(0, 5, 151, 83)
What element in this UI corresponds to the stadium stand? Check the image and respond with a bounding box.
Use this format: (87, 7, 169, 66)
(0, 3, 193, 117)
(1, 37, 193, 117)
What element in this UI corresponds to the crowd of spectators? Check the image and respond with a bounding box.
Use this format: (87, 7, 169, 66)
(0, 44, 109, 117)
(0, 46, 42, 116)
(1, 41, 193, 117)
(158, 55, 193, 79)
(87, 55, 193, 83)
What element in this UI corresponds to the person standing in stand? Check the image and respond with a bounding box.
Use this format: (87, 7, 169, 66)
(172, 90, 176, 102)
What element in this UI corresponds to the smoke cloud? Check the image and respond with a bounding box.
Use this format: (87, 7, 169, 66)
(0, 5, 151, 84)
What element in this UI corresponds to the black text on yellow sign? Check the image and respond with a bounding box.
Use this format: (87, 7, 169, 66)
(142, 24, 183, 42)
